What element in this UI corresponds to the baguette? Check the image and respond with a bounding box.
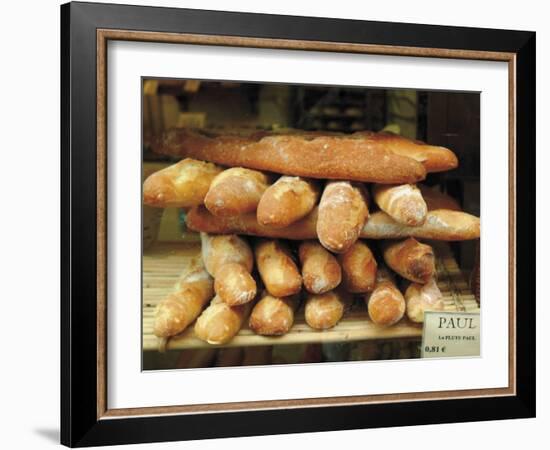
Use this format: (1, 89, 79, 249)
(361, 210, 480, 241)
(352, 131, 458, 173)
(153, 128, 427, 183)
(214, 263, 257, 306)
(153, 260, 214, 351)
(338, 240, 378, 293)
(257, 176, 320, 228)
(365, 267, 406, 326)
(200, 233, 254, 275)
(200, 233, 256, 305)
(186, 206, 480, 241)
(382, 238, 435, 283)
(372, 183, 427, 226)
(405, 278, 445, 323)
(305, 289, 350, 330)
(143, 158, 223, 207)
(194, 296, 253, 345)
(248, 292, 300, 336)
(299, 241, 342, 294)
(204, 167, 270, 217)
(317, 181, 369, 253)
(255, 240, 302, 297)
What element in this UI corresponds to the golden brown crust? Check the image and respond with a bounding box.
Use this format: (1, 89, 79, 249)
(361, 210, 480, 241)
(204, 167, 270, 217)
(194, 296, 252, 345)
(153, 265, 214, 338)
(338, 241, 378, 293)
(298, 241, 342, 294)
(187, 206, 480, 241)
(248, 292, 299, 336)
(257, 176, 320, 228)
(255, 240, 302, 297)
(365, 267, 405, 326)
(304, 290, 350, 330)
(372, 183, 427, 226)
(317, 181, 369, 253)
(200, 233, 254, 276)
(214, 262, 257, 306)
(405, 278, 444, 323)
(382, 238, 435, 284)
(143, 158, 223, 208)
(153, 128, 427, 183)
(351, 131, 458, 173)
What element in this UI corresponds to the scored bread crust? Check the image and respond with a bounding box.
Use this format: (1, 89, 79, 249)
(186, 206, 480, 241)
(153, 129, 428, 183)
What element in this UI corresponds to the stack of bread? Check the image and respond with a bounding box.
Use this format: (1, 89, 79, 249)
(144, 128, 480, 351)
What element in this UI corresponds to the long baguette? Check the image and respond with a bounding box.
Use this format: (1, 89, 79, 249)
(317, 181, 369, 253)
(257, 176, 320, 228)
(249, 292, 300, 336)
(298, 241, 342, 294)
(382, 238, 435, 284)
(304, 289, 350, 330)
(204, 167, 271, 217)
(186, 206, 480, 241)
(194, 296, 253, 345)
(153, 129, 427, 183)
(143, 158, 223, 208)
(372, 183, 427, 226)
(153, 259, 214, 351)
(365, 267, 406, 326)
(255, 240, 302, 297)
(352, 131, 458, 173)
(338, 240, 378, 293)
(200, 233, 256, 305)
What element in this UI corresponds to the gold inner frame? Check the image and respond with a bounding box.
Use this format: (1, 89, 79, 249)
(96, 29, 517, 420)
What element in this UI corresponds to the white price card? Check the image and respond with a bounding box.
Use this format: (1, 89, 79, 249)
(421, 312, 480, 358)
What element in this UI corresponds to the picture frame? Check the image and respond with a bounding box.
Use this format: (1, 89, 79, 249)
(61, 1, 535, 447)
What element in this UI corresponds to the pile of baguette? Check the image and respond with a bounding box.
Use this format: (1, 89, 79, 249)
(144, 128, 480, 351)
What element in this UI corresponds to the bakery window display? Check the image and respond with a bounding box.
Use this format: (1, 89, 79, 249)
(141, 79, 480, 370)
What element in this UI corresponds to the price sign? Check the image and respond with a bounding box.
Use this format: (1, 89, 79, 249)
(421, 312, 480, 358)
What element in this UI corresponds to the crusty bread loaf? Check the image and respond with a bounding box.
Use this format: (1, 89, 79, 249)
(249, 292, 300, 336)
(153, 260, 214, 351)
(143, 158, 223, 207)
(405, 278, 444, 323)
(257, 176, 320, 228)
(200, 233, 254, 276)
(361, 210, 480, 241)
(194, 296, 253, 345)
(372, 183, 427, 226)
(187, 206, 480, 241)
(298, 241, 342, 294)
(304, 289, 350, 330)
(317, 181, 369, 253)
(255, 240, 302, 297)
(365, 267, 406, 326)
(382, 238, 435, 284)
(204, 167, 270, 217)
(200, 233, 256, 305)
(351, 131, 458, 173)
(153, 128, 427, 183)
(214, 263, 257, 306)
(338, 240, 378, 293)
(188, 205, 318, 240)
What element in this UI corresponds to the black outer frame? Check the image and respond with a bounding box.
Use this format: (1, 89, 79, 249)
(60, 1, 535, 447)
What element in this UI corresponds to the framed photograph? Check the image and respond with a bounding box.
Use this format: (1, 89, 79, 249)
(61, 1, 535, 447)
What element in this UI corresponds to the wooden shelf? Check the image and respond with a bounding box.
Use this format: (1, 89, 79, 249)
(143, 241, 479, 351)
